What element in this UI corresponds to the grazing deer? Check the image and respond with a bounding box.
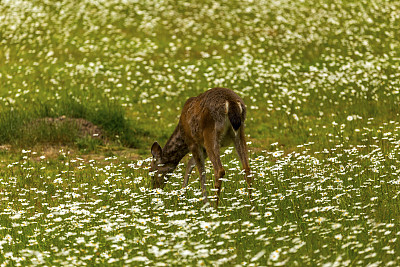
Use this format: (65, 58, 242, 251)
(150, 87, 251, 206)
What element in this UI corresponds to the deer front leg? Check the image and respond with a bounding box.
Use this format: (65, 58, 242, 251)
(183, 156, 196, 188)
(191, 146, 208, 203)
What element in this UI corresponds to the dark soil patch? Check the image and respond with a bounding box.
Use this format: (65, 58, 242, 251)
(34, 116, 106, 143)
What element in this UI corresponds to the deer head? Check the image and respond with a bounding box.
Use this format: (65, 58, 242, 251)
(150, 142, 174, 188)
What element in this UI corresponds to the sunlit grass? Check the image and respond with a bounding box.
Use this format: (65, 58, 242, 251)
(1, 0, 400, 265)
(1, 0, 399, 153)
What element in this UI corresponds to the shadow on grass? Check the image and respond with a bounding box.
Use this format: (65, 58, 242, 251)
(0, 97, 151, 151)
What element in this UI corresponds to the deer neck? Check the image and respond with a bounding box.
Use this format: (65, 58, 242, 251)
(162, 123, 189, 167)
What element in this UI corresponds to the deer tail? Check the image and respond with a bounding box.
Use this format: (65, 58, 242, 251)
(227, 101, 243, 131)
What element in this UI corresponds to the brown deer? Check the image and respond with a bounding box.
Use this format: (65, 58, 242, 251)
(150, 87, 251, 206)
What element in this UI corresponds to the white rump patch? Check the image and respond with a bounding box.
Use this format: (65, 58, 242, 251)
(237, 101, 242, 113)
(225, 101, 229, 114)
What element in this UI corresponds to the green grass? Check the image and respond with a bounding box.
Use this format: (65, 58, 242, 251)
(1, 134, 400, 265)
(1, 0, 400, 265)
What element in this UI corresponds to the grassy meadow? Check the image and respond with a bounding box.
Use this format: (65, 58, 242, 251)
(1, 0, 400, 265)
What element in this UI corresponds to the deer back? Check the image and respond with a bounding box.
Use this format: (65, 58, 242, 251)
(179, 88, 246, 147)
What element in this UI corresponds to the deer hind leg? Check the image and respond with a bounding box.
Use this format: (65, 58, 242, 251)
(190, 145, 208, 203)
(234, 127, 252, 196)
(204, 127, 225, 207)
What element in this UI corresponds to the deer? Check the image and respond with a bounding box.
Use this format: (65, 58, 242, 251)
(150, 87, 252, 207)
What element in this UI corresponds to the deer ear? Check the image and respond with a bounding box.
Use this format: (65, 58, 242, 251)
(151, 142, 162, 159)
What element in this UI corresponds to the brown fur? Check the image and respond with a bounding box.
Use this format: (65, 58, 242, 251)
(150, 88, 252, 206)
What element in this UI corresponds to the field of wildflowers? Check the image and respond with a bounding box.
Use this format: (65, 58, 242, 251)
(1, 0, 400, 265)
